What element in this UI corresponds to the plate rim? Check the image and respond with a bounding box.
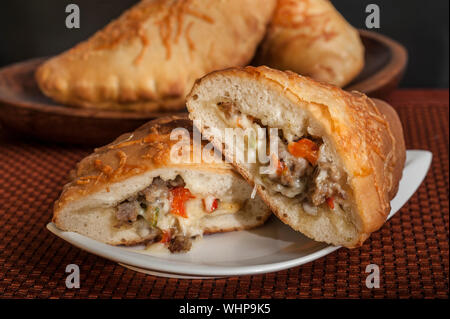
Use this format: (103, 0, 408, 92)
(46, 222, 340, 277)
(46, 150, 432, 277)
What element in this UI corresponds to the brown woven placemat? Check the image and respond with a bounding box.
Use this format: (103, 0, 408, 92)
(0, 89, 448, 298)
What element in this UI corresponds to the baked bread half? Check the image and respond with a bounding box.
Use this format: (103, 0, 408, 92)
(186, 66, 406, 248)
(255, 0, 364, 87)
(36, 0, 276, 111)
(53, 116, 271, 253)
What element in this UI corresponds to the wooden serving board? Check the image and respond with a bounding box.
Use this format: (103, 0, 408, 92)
(0, 30, 407, 146)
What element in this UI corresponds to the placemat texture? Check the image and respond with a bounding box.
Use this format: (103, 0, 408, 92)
(0, 89, 448, 299)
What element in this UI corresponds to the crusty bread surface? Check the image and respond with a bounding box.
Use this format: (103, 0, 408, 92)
(186, 66, 406, 247)
(53, 116, 271, 246)
(255, 0, 364, 87)
(36, 0, 276, 111)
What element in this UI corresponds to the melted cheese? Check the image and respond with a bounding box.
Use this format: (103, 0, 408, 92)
(139, 195, 242, 239)
(176, 198, 241, 237)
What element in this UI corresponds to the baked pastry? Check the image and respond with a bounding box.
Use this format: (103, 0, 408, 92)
(53, 116, 271, 252)
(186, 66, 406, 247)
(36, 0, 276, 111)
(255, 0, 364, 87)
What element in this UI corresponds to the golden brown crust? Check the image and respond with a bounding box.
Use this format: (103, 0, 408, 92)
(53, 115, 233, 214)
(36, 0, 276, 111)
(187, 65, 406, 247)
(372, 99, 406, 200)
(53, 115, 272, 247)
(255, 0, 364, 87)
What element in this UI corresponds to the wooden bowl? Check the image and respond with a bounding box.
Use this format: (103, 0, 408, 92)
(0, 30, 407, 146)
(0, 59, 187, 146)
(346, 30, 408, 97)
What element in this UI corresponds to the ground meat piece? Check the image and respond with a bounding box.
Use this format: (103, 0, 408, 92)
(140, 176, 185, 203)
(267, 138, 312, 196)
(115, 176, 185, 227)
(168, 175, 185, 188)
(265, 135, 347, 208)
(277, 141, 311, 186)
(310, 166, 346, 206)
(116, 200, 140, 224)
(168, 235, 193, 253)
(141, 177, 169, 203)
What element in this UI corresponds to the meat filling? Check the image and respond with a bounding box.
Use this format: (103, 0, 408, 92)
(115, 176, 195, 252)
(114, 174, 238, 252)
(168, 235, 193, 253)
(216, 101, 347, 214)
(116, 200, 140, 224)
(265, 136, 312, 197)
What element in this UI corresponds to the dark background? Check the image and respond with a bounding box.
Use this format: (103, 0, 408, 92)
(0, 0, 448, 88)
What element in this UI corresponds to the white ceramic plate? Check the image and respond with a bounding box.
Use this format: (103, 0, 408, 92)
(47, 150, 432, 278)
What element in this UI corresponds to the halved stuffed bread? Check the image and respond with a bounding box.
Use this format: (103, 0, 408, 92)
(53, 116, 271, 253)
(186, 66, 406, 247)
